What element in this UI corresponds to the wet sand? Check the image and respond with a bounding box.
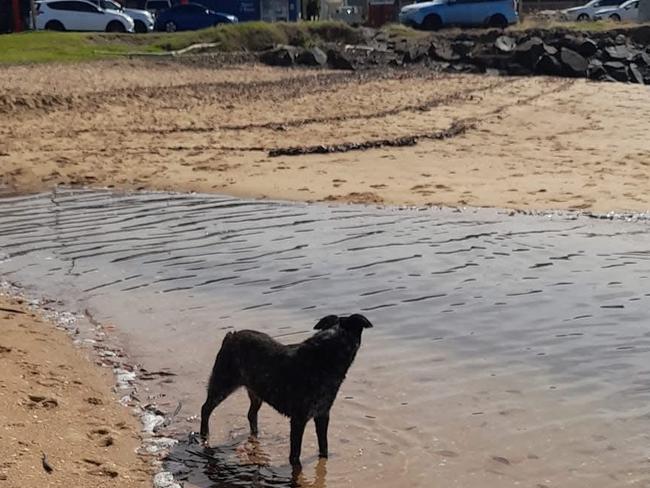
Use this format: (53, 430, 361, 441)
(1, 190, 649, 488)
(1, 60, 649, 212)
(0, 293, 151, 487)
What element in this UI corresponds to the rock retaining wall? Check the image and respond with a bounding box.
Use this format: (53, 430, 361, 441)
(259, 25, 650, 85)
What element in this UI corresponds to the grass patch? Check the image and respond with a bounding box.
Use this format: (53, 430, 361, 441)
(0, 21, 362, 65)
(383, 23, 430, 40)
(0, 31, 162, 64)
(147, 21, 363, 52)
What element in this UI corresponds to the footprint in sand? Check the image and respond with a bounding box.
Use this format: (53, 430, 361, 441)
(436, 450, 460, 458)
(25, 394, 58, 409)
(88, 427, 115, 447)
(491, 455, 511, 465)
(411, 184, 432, 191)
(88, 465, 119, 478)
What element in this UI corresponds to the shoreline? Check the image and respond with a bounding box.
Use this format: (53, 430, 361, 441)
(2, 185, 649, 223)
(0, 283, 180, 488)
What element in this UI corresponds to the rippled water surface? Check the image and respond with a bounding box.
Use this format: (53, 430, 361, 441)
(1, 190, 649, 488)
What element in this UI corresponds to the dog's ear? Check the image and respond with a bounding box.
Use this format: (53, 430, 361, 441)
(342, 314, 373, 329)
(314, 315, 340, 330)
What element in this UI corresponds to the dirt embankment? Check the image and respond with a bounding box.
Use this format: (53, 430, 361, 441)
(0, 294, 151, 488)
(0, 59, 649, 212)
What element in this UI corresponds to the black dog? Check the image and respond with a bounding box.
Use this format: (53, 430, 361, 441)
(200, 314, 373, 467)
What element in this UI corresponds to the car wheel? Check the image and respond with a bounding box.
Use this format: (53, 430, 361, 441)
(609, 13, 621, 21)
(577, 13, 589, 21)
(421, 14, 442, 31)
(165, 21, 177, 32)
(134, 20, 148, 33)
(44, 20, 65, 31)
(106, 20, 127, 32)
(488, 14, 508, 28)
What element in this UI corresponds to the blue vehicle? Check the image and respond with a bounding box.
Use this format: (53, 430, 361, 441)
(399, 0, 518, 30)
(154, 3, 237, 31)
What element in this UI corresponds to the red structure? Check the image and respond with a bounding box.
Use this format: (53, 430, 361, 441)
(367, 0, 395, 27)
(12, 0, 23, 32)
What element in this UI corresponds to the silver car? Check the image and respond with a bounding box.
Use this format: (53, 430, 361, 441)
(97, 0, 154, 32)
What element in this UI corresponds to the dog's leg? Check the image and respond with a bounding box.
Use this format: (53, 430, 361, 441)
(314, 414, 329, 458)
(200, 380, 238, 441)
(200, 335, 240, 442)
(246, 389, 262, 436)
(200, 390, 230, 441)
(289, 416, 308, 468)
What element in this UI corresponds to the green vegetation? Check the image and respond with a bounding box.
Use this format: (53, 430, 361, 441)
(0, 21, 362, 64)
(0, 31, 160, 63)
(148, 21, 363, 51)
(382, 23, 430, 40)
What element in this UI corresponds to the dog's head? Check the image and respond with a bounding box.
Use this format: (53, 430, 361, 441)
(313, 314, 373, 333)
(341, 314, 373, 333)
(313, 315, 340, 330)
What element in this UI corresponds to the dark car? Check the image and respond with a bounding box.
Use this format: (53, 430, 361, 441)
(154, 3, 237, 31)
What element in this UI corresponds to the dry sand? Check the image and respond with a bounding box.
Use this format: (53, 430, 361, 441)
(0, 59, 648, 212)
(0, 294, 151, 488)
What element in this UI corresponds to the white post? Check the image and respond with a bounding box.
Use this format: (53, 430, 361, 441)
(31, 0, 36, 29)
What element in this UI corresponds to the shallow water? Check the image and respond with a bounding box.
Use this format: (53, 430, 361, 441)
(1, 189, 649, 488)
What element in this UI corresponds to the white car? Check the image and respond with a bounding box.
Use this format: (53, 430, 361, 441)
(562, 0, 624, 20)
(97, 0, 154, 32)
(594, 0, 639, 20)
(35, 0, 135, 31)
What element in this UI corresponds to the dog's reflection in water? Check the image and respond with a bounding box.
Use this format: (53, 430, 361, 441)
(190, 435, 327, 488)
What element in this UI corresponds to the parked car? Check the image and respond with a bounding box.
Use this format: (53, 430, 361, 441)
(561, 0, 625, 21)
(144, 0, 170, 15)
(35, 0, 134, 31)
(153, 3, 237, 31)
(398, 0, 518, 30)
(95, 0, 154, 32)
(593, 0, 638, 20)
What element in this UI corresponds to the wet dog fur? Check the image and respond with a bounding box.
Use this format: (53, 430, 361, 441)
(200, 314, 373, 467)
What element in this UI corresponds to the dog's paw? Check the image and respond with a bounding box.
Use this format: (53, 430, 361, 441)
(290, 462, 303, 477)
(289, 456, 302, 468)
(188, 431, 203, 445)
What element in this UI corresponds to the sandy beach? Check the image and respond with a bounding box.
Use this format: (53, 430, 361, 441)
(1, 57, 649, 488)
(0, 294, 151, 487)
(1, 59, 649, 212)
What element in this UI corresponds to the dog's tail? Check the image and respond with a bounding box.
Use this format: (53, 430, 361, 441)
(206, 331, 237, 394)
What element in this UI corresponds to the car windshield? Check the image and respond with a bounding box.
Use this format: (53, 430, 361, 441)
(100, 0, 122, 9)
